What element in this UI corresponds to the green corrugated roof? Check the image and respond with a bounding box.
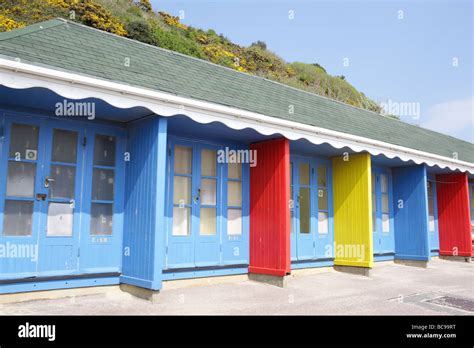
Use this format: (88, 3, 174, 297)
(0, 19, 472, 163)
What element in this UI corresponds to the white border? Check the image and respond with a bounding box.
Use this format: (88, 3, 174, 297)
(0, 58, 472, 173)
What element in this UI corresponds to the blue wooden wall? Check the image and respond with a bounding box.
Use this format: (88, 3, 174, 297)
(121, 116, 167, 290)
(392, 165, 430, 261)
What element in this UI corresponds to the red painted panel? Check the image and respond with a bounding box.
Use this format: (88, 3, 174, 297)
(436, 173, 472, 257)
(249, 138, 291, 276)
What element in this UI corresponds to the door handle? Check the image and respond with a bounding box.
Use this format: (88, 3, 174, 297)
(36, 193, 47, 201)
(193, 188, 201, 204)
(44, 176, 55, 188)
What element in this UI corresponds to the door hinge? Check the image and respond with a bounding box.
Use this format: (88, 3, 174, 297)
(165, 246, 168, 254)
(77, 248, 80, 257)
(82, 137, 87, 147)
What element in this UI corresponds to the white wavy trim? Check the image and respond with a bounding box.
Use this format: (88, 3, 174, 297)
(0, 58, 472, 173)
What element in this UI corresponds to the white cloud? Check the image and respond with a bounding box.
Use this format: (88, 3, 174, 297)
(420, 97, 474, 143)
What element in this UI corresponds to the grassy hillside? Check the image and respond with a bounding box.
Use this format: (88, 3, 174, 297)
(0, 0, 383, 114)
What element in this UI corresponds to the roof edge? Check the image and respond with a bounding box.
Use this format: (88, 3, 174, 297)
(0, 57, 472, 171)
(0, 19, 66, 41)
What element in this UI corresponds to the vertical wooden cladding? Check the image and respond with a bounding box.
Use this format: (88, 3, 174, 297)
(392, 165, 430, 261)
(122, 116, 167, 289)
(332, 153, 373, 268)
(436, 173, 472, 257)
(249, 138, 291, 276)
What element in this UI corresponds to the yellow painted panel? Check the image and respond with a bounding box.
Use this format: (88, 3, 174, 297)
(332, 153, 373, 268)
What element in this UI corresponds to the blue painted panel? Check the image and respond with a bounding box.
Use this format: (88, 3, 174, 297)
(122, 116, 167, 290)
(162, 266, 248, 281)
(392, 165, 430, 261)
(0, 276, 119, 294)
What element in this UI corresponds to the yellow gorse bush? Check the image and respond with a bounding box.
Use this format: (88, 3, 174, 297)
(158, 12, 187, 31)
(0, 13, 25, 31)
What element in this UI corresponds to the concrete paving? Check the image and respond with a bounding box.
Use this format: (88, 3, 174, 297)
(0, 259, 472, 315)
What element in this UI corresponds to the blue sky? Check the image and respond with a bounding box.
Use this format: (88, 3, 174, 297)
(151, 0, 473, 143)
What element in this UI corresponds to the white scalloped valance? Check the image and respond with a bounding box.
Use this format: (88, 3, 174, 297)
(1, 58, 472, 174)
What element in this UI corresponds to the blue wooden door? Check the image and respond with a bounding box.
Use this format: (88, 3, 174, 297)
(194, 143, 221, 267)
(221, 152, 249, 265)
(0, 114, 126, 279)
(37, 124, 84, 275)
(295, 159, 314, 260)
(0, 117, 46, 279)
(314, 160, 333, 259)
(291, 156, 333, 262)
(290, 161, 297, 260)
(427, 177, 440, 252)
(79, 127, 126, 273)
(372, 169, 395, 255)
(166, 140, 222, 268)
(0, 117, 84, 276)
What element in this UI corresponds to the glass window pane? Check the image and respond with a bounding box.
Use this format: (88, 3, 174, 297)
(47, 202, 73, 236)
(94, 135, 116, 167)
(174, 146, 192, 174)
(52, 129, 78, 163)
(172, 207, 190, 236)
(50, 165, 76, 199)
(201, 149, 216, 176)
(94, 135, 115, 167)
(382, 193, 389, 212)
(290, 162, 293, 185)
(92, 169, 115, 201)
(228, 162, 242, 180)
(173, 176, 191, 205)
(299, 187, 310, 234)
(7, 161, 36, 198)
(3, 200, 33, 236)
(428, 198, 434, 215)
(9, 123, 39, 159)
(299, 163, 310, 186)
(228, 181, 242, 207)
(428, 215, 435, 232)
(427, 182, 433, 198)
(318, 188, 327, 210)
(382, 214, 390, 233)
(90, 203, 113, 235)
(317, 166, 327, 187)
(227, 208, 242, 236)
(381, 174, 388, 193)
(201, 178, 216, 205)
(200, 207, 216, 235)
(318, 212, 328, 234)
